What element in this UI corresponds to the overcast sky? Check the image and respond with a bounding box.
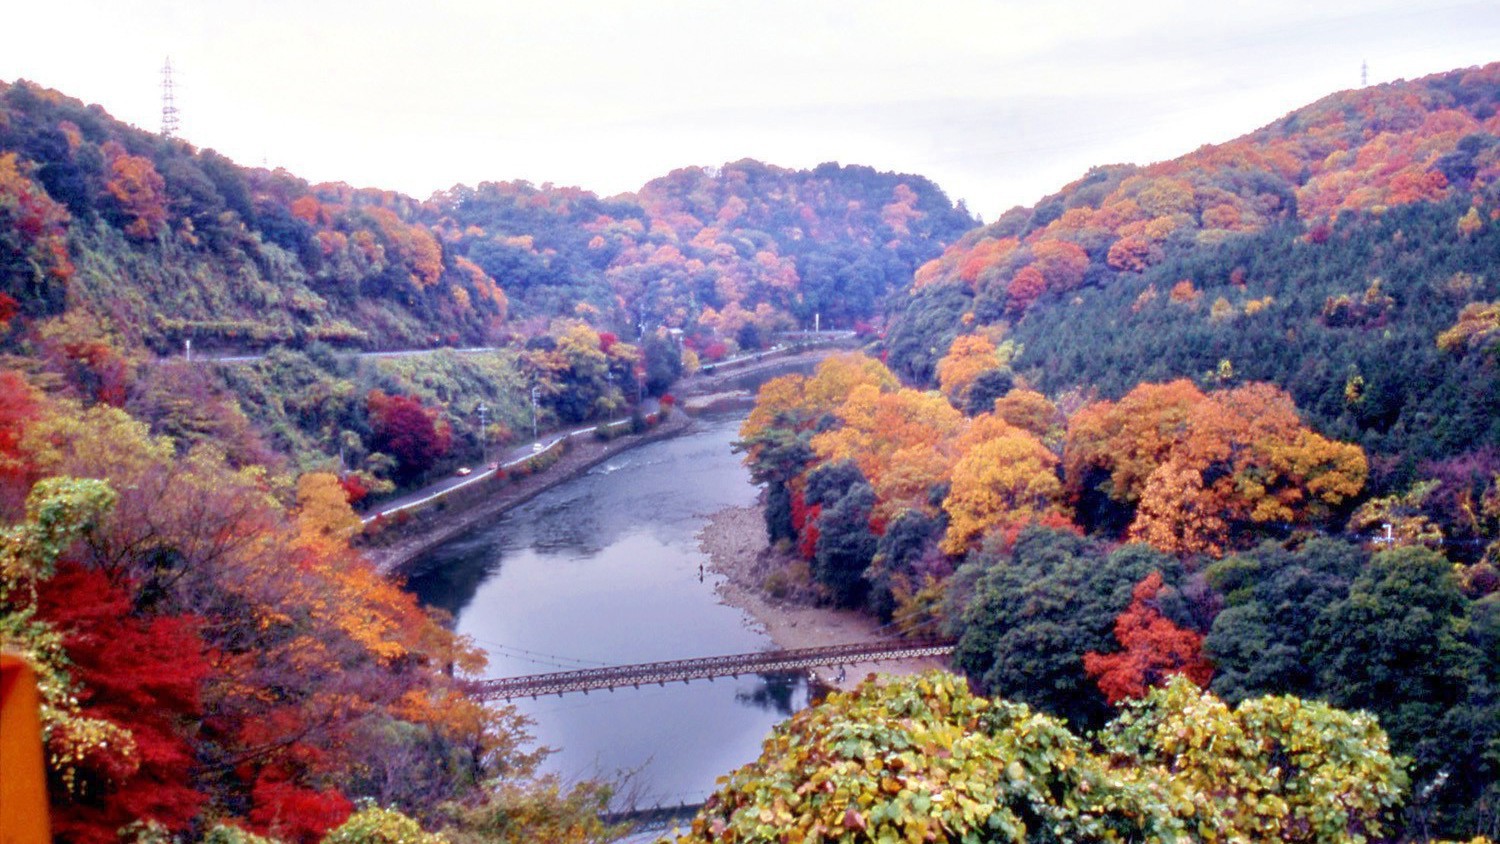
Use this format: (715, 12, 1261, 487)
(4, 1, 1498, 219)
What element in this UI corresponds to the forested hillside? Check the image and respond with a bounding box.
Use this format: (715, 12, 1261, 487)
(887, 63, 1500, 493)
(0, 75, 977, 843)
(0, 77, 972, 495)
(7, 53, 1500, 844)
(1, 78, 971, 358)
(432, 161, 973, 346)
(732, 62, 1500, 839)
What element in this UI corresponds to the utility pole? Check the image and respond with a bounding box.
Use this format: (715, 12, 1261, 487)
(636, 299, 649, 406)
(1361, 60, 1368, 88)
(530, 386, 539, 440)
(477, 403, 488, 464)
(160, 58, 180, 138)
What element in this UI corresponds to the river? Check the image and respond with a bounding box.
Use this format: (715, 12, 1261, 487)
(405, 410, 808, 811)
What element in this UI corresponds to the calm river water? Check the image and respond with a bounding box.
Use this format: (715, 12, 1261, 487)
(405, 411, 809, 809)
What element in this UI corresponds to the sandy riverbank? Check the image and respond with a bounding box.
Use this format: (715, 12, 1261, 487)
(696, 503, 949, 692)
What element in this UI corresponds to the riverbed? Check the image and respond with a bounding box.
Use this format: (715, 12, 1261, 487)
(405, 412, 809, 809)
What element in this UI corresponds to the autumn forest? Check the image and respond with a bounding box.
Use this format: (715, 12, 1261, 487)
(2, 58, 1499, 843)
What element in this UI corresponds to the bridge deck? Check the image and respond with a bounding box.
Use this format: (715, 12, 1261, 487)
(467, 639, 955, 700)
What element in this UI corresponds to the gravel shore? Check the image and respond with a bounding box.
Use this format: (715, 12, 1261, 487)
(696, 503, 949, 692)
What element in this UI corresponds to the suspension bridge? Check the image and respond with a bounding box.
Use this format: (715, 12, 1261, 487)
(465, 638, 957, 700)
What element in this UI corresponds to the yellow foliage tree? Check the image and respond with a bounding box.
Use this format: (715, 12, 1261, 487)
(941, 415, 1063, 554)
(804, 352, 899, 408)
(291, 472, 364, 556)
(1348, 480, 1446, 545)
(739, 373, 811, 452)
(1128, 457, 1230, 557)
(1437, 300, 1500, 355)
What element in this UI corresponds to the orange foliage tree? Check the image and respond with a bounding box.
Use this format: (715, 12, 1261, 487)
(365, 206, 443, 289)
(1029, 239, 1090, 292)
(935, 334, 1006, 406)
(811, 383, 963, 521)
(1066, 380, 1366, 556)
(102, 141, 167, 239)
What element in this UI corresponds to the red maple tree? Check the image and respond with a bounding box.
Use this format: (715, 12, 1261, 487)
(247, 769, 353, 844)
(1083, 571, 1213, 705)
(0, 369, 39, 512)
(368, 390, 451, 479)
(36, 564, 209, 844)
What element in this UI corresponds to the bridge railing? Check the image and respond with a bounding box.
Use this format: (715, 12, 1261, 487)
(467, 638, 957, 700)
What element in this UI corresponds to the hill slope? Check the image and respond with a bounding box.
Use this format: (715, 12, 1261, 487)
(886, 62, 1500, 491)
(0, 78, 973, 490)
(0, 78, 973, 358)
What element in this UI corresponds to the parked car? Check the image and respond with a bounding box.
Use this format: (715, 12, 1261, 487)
(455, 466, 472, 476)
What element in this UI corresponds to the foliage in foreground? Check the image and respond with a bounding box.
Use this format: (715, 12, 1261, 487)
(0, 376, 622, 843)
(673, 671, 1408, 843)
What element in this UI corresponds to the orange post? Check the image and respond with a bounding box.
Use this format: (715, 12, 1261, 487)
(0, 653, 50, 844)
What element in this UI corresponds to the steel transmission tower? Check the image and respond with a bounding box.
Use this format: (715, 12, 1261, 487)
(161, 58, 180, 138)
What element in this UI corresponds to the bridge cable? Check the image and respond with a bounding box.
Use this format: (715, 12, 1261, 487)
(489, 642, 612, 667)
(476, 638, 613, 669)
(471, 645, 590, 672)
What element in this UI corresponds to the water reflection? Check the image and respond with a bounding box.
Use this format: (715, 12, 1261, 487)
(402, 533, 502, 619)
(735, 672, 804, 715)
